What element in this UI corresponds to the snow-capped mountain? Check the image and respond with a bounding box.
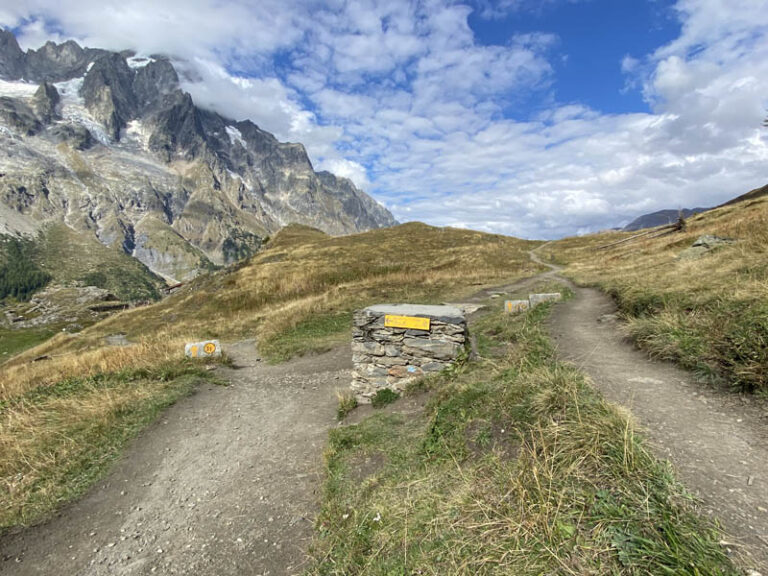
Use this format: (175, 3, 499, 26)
(0, 30, 395, 281)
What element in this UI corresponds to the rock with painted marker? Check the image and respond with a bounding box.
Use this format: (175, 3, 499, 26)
(185, 340, 222, 358)
(505, 299, 530, 314)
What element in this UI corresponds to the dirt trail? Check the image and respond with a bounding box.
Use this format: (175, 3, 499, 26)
(0, 341, 351, 576)
(532, 250, 768, 570)
(3, 255, 768, 573)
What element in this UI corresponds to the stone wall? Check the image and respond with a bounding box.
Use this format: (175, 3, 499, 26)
(351, 304, 466, 401)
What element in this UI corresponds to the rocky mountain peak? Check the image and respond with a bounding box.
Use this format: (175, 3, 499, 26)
(0, 30, 396, 283)
(0, 29, 24, 79)
(81, 52, 138, 140)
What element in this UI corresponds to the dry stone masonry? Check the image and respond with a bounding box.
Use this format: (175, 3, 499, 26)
(352, 304, 466, 401)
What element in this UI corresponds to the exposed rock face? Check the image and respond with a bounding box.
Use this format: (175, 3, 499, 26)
(0, 30, 25, 79)
(0, 30, 396, 281)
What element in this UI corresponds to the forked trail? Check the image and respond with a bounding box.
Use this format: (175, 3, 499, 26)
(1, 254, 767, 573)
(532, 249, 768, 570)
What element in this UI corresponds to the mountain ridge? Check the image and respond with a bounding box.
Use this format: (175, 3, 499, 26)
(623, 207, 709, 231)
(0, 29, 396, 282)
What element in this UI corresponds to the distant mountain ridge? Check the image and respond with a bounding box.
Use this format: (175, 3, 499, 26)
(719, 183, 768, 207)
(0, 29, 396, 282)
(623, 208, 709, 231)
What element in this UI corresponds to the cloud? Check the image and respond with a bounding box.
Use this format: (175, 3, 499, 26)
(1, 0, 767, 239)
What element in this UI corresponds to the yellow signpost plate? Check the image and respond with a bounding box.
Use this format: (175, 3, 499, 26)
(384, 314, 431, 331)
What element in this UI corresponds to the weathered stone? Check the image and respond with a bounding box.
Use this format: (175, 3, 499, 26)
(352, 303, 467, 399)
(364, 303, 464, 324)
(528, 293, 562, 308)
(405, 328, 430, 337)
(692, 234, 734, 248)
(421, 361, 448, 372)
(442, 334, 466, 343)
(184, 339, 222, 358)
(505, 299, 530, 314)
(678, 235, 736, 260)
(351, 340, 385, 356)
(431, 324, 466, 336)
(388, 365, 424, 378)
(402, 338, 460, 360)
(377, 356, 409, 367)
(363, 365, 389, 378)
(352, 353, 372, 364)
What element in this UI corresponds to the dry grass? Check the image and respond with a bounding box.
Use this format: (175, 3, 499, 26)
(0, 222, 541, 529)
(544, 195, 768, 392)
(0, 361, 213, 528)
(1, 222, 542, 399)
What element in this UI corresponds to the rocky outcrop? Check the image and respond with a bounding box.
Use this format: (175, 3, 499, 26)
(0, 29, 25, 79)
(0, 29, 396, 282)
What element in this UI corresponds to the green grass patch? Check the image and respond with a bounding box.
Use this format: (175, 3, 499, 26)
(370, 388, 399, 408)
(37, 223, 164, 301)
(0, 327, 56, 360)
(260, 311, 354, 363)
(336, 390, 358, 420)
(307, 291, 735, 575)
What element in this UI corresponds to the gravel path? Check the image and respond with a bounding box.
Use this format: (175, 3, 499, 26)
(0, 341, 350, 576)
(533, 251, 768, 571)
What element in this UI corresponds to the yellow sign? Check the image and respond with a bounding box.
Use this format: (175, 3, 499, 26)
(384, 314, 431, 331)
(190, 346, 199, 357)
(203, 342, 217, 355)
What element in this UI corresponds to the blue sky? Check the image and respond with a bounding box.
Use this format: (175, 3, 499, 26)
(2, 0, 767, 238)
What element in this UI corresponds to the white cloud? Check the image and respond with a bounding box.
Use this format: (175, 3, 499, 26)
(1, 0, 767, 238)
(318, 158, 370, 189)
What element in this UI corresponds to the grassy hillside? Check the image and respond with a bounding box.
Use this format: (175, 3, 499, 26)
(0, 224, 165, 360)
(38, 223, 165, 302)
(0, 223, 542, 528)
(0, 221, 741, 573)
(544, 191, 768, 393)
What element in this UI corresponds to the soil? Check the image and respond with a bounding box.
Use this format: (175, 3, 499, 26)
(0, 341, 351, 576)
(533, 250, 768, 571)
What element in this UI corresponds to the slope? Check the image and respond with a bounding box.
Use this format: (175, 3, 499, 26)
(0, 223, 542, 529)
(543, 187, 768, 393)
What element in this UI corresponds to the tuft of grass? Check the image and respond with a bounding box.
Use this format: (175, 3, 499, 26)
(307, 292, 736, 575)
(370, 388, 400, 408)
(547, 195, 768, 393)
(336, 389, 358, 420)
